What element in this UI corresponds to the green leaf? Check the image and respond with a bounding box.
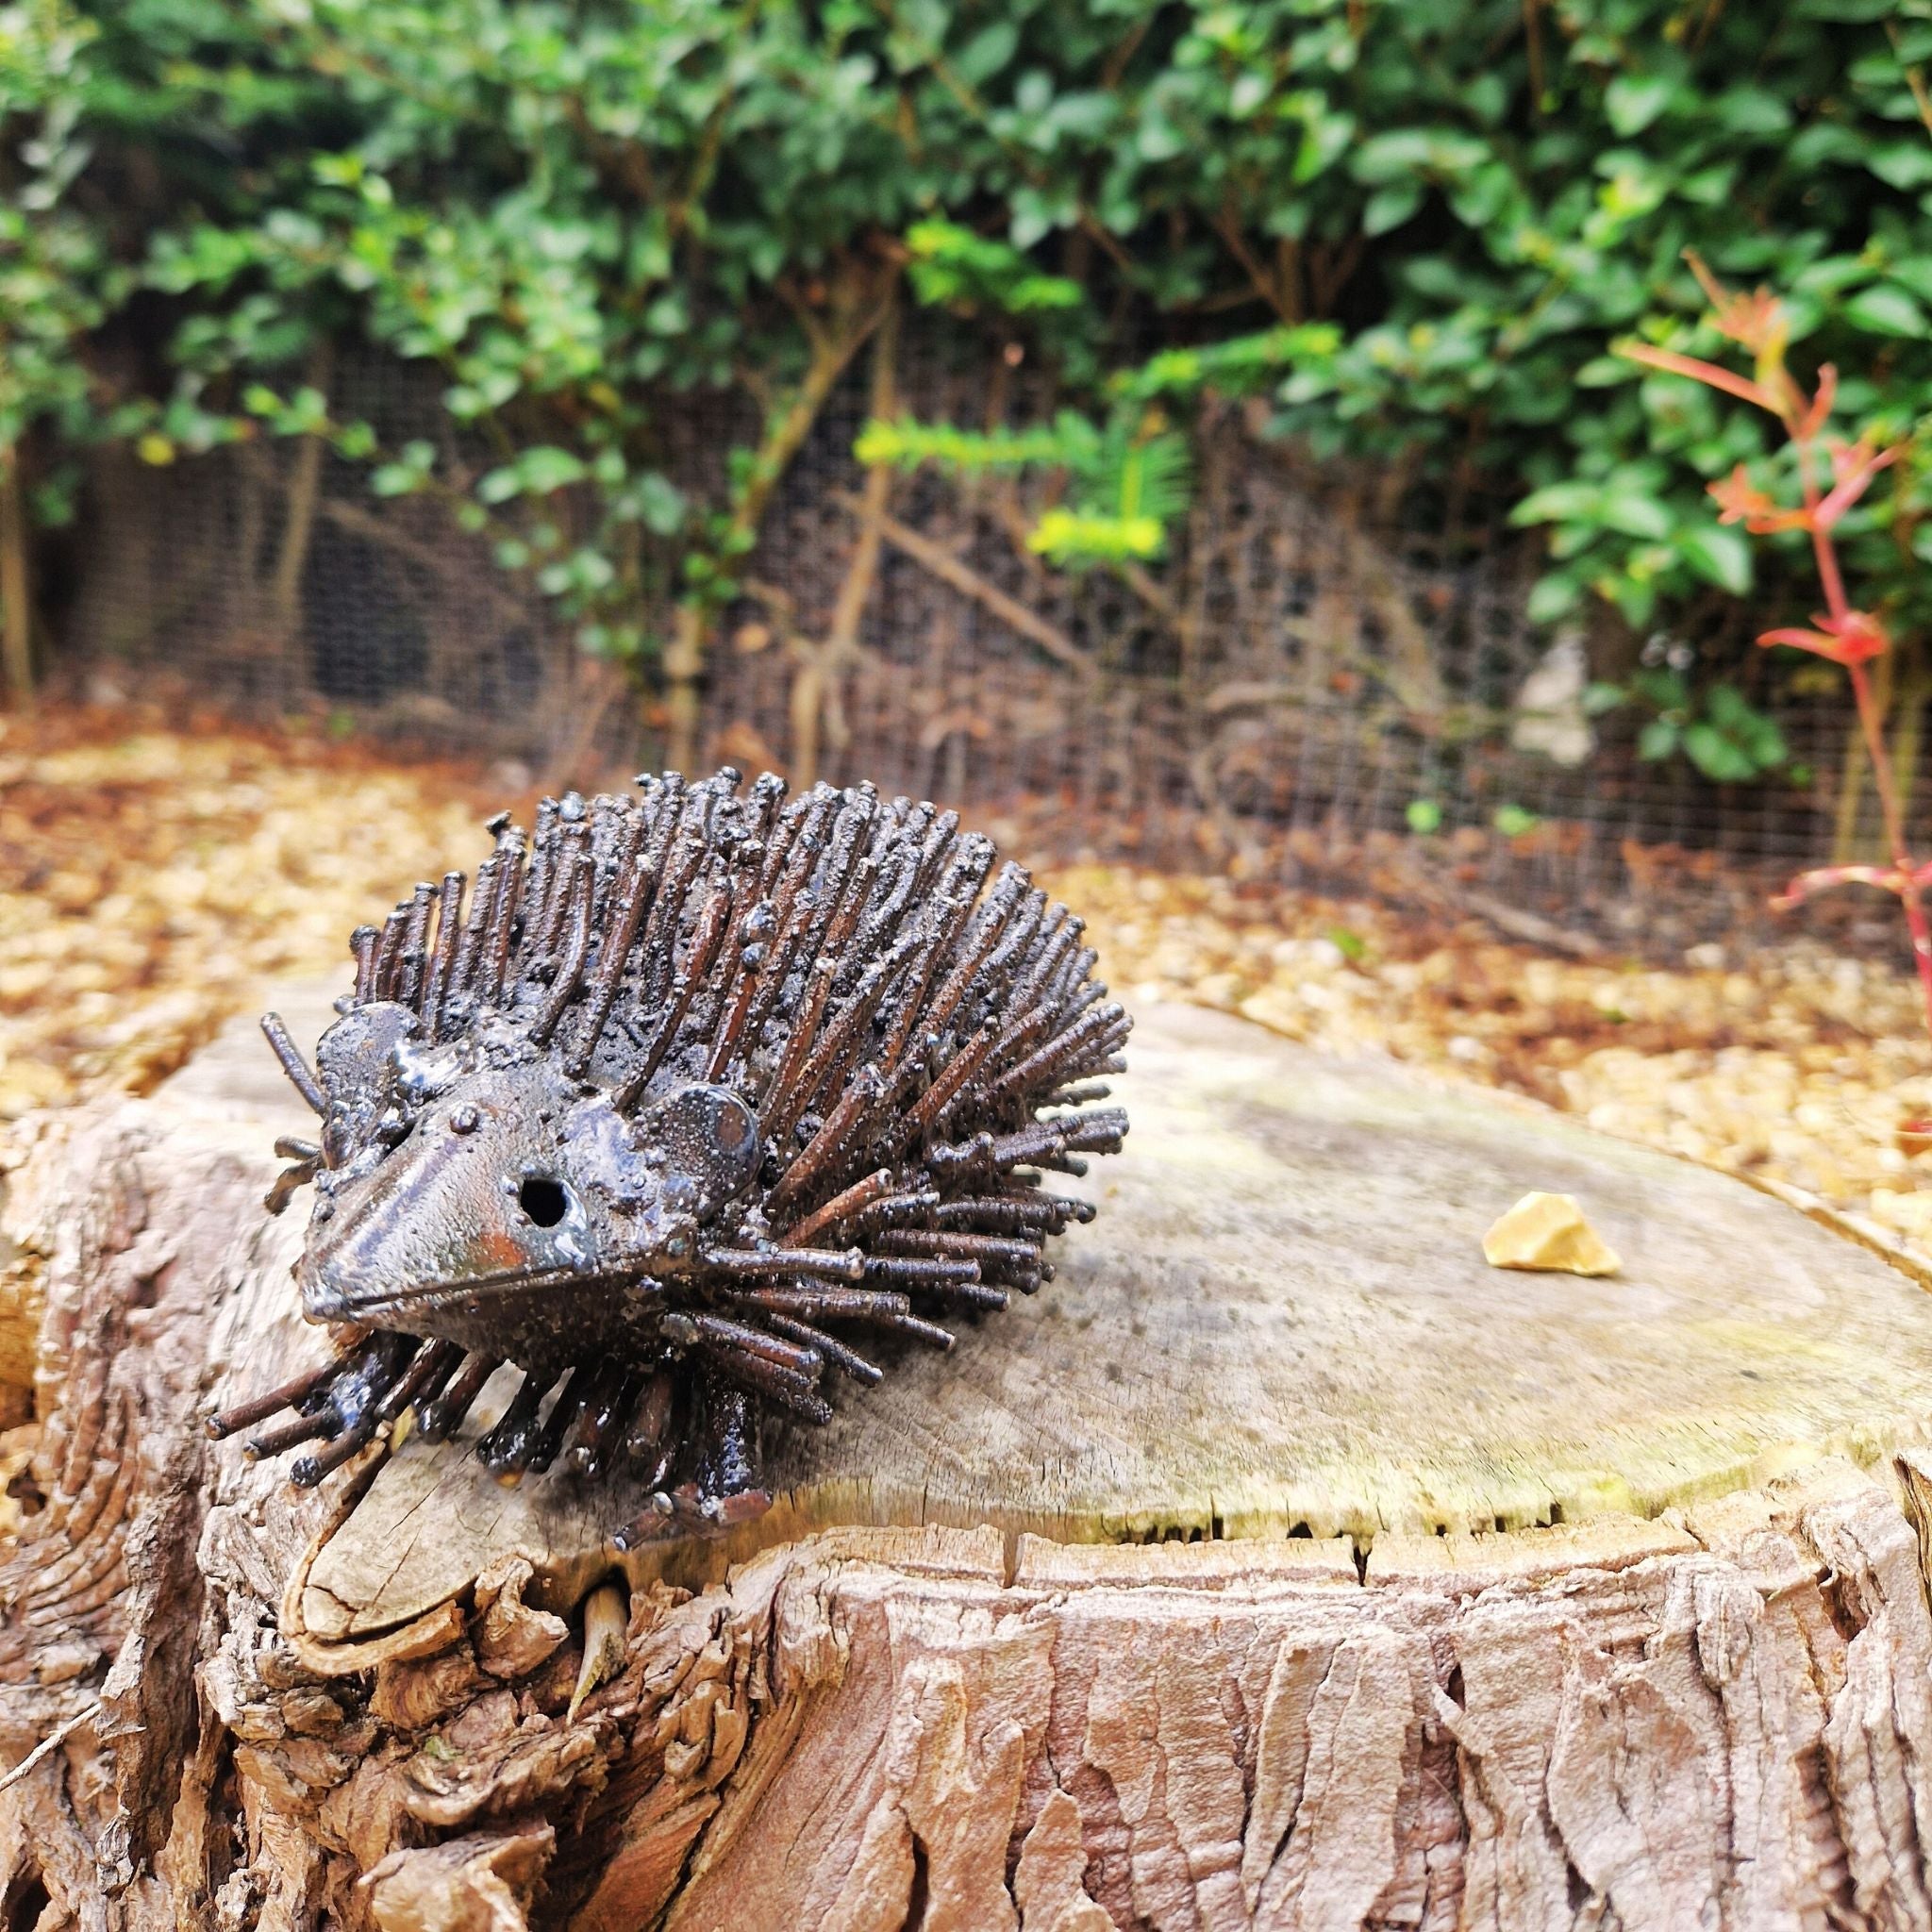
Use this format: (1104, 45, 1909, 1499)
(1510, 482, 1601, 526)
(954, 21, 1018, 84)
(1405, 798, 1443, 834)
(1362, 184, 1424, 236)
(1350, 129, 1434, 185)
(1886, 258, 1932, 305)
(1136, 108, 1187, 163)
(636, 472, 688, 536)
(643, 292, 689, 336)
(1632, 668, 1690, 712)
(1675, 524, 1752, 594)
(1596, 492, 1674, 541)
(1682, 723, 1757, 783)
(1605, 75, 1673, 137)
(1028, 506, 1166, 562)
(522, 447, 590, 494)
(1229, 71, 1272, 118)
(1608, 571, 1658, 628)
(1843, 285, 1929, 338)
(1638, 718, 1680, 761)
(1794, 0, 1899, 18)
(370, 462, 424, 496)
(1869, 142, 1932, 192)
(1526, 573, 1582, 624)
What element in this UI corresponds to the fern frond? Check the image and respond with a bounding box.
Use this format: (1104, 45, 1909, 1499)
(854, 414, 1070, 473)
(1028, 508, 1166, 565)
(1074, 417, 1193, 531)
(903, 220, 1083, 315)
(1111, 323, 1341, 403)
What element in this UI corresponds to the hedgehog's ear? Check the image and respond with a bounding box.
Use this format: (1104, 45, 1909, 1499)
(312, 1001, 424, 1171)
(315, 1001, 422, 1098)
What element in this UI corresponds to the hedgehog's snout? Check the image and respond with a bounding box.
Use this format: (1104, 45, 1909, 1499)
(298, 1069, 765, 1328)
(299, 1059, 590, 1321)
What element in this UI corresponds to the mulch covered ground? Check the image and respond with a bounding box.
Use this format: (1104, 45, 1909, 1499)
(6, 703, 1931, 1256)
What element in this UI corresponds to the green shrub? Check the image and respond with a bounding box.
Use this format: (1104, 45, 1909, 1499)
(3, 0, 1928, 763)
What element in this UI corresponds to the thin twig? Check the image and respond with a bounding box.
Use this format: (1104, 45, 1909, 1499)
(0, 1702, 98, 1794)
(834, 491, 1098, 685)
(791, 291, 899, 787)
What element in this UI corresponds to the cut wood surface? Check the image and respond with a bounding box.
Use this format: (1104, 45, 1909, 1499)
(5, 991, 1932, 1929)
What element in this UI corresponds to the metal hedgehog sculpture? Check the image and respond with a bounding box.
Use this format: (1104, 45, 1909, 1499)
(210, 770, 1129, 1546)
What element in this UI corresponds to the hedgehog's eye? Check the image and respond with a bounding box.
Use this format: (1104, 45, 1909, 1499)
(518, 1175, 575, 1227)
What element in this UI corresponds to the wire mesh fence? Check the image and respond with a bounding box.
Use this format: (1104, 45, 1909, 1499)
(50, 332, 1898, 952)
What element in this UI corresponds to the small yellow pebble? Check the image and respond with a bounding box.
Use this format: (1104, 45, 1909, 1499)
(1482, 1191, 1622, 1277)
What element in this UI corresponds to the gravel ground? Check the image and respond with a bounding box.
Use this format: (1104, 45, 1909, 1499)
(0, 709, 491, 1118)
(1063, 866, 1932, 1247)
(6, 707, 1931, 1257)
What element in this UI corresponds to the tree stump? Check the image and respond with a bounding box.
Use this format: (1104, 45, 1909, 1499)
(7, 994, 1932, 1929)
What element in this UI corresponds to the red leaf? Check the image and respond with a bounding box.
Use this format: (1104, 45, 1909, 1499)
(1795, 364, 1839, 441)
(1685, 251, 1788, 356)
(1619, 344, 1779, 412)
(1757, 609, 1889, 664)
(1814, 440, 1902, 529)
(1707, 464, 1807, 532)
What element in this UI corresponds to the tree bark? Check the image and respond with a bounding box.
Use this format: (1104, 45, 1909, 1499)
(7, 998, 1932, 1929)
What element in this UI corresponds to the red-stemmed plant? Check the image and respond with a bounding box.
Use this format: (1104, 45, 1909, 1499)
(1620, 256, 1930, 1043)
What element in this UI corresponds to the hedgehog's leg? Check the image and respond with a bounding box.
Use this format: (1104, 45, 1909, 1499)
(620, 1365, 677, 1489)
(381, 1339, 463, 1430)
(523, 1361, 600, 1475)
(564, 1362, 637, 1481)
(290, 1412, 383, 1487)
(239, 1407, 335, 1462)
(691, 1368, 766, 1511)
(214, 1328, 409, 1458)
(611, 1366, 771, 1550)
(416, 1352, 501, 1442)
(284, 1332, 420, 1486)
(265, 1137, 323, 1215)
(476, 1368, 558, 1480)
(227, 1337, 463, 1482)
(207, 1346, 358, 1442)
